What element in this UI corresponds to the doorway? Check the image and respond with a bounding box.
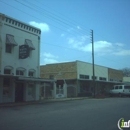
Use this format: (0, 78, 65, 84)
(15, 82, 24, 102)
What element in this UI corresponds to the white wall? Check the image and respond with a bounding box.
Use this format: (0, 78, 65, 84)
(0, 16, 40, 77)
(77, 61, 108, 81)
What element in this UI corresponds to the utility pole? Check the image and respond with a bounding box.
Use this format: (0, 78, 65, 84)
(90, 30, 95, 98)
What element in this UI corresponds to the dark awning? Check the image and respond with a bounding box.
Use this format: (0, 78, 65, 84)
(25, 39, 35, 50)
(18, 77, 56, 83)
(6, 34, 18, 46)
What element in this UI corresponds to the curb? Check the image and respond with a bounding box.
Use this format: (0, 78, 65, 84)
(0, 97, 107, 107)
(0, 97, 89, 107)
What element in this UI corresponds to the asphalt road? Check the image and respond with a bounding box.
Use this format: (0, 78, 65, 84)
(0, 98, 130, 130)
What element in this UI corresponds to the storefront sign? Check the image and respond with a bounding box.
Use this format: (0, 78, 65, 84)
(19, 45, 29, 59)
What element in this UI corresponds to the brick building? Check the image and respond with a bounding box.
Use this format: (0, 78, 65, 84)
(40, 60, 123, 98)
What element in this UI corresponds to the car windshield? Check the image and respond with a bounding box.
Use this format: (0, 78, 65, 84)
(124, 86, 130, 89)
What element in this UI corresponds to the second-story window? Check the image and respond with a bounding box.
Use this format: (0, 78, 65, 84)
(6, 44, 12, 53)
(5, 34, 18, 53)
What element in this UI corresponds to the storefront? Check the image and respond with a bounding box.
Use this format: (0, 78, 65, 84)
(0, 75, 55, 103)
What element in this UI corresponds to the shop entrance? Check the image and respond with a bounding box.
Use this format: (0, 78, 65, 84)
(15, 82, 24, 102)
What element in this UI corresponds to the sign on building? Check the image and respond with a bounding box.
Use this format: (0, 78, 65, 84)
(19, 45, 29, 59)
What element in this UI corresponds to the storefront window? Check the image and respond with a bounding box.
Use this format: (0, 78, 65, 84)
(28, 84, 35, 98)
(3, 78, 10, 96)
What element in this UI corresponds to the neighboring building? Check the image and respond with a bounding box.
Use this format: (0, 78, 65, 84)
(0, 13, 54, 103)
(123, 77, 130, 84)
(40, 60, 123, 98)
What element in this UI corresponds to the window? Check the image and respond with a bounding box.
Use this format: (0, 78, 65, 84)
(29, 27, 31, 31)
(119, 86, 122, 89)
(28, 84, 35, 98)
(28, 69, 35, 77)
(16, 70, 24, 76)
(6, 34, 18, 53)
(110, 79, 113, 81)
(6, 18, 8, 22)
(4, 66, 13, 75)
(18, 23, 20, 27)
(92, 76, 97, 80)
(16, 68, 25, 76)
(80, 74, 89, 79)
(80, 74, 84, 79)
(9, 19, 11, 23)
(115, 86, 118, 89)
(99, 77, 106, 81)
(124, 86, 130, 89)
(6, 44, 12, 53)
(4, 69, 11, 74)
(15, 22, 17, 26)
(3, 78, 10, 97)
(28, 71, 34, 77)
(84, 75, 89, 79)
(12, 20, 14, 24)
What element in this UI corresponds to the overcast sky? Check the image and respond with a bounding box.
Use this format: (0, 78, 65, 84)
(0, 0, 130, 69)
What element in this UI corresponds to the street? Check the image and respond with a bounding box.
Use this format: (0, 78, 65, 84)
(0, 98, 130, 130)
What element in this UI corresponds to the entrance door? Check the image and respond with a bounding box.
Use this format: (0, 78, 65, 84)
(15, 83, 24, 102)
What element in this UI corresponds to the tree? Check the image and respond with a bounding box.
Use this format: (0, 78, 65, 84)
(121, 68, 130, 77)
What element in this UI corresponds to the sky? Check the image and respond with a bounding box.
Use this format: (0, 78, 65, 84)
(0, 0, 130, 69)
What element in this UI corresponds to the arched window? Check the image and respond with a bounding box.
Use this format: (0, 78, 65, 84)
(16, 67, 26, 76)
(28, 69, 35, 77)
(4, 66, 13, 75)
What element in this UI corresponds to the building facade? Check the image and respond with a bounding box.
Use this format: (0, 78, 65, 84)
(0, 13, 54, 103)
(123, 77, 130, 84)
(40, 60, 123, 97)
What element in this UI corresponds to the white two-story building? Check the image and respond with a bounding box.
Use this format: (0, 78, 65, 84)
(0, 13, 54, 103)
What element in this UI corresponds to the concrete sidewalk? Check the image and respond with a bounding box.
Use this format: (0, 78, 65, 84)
(0, 97, 89, 107)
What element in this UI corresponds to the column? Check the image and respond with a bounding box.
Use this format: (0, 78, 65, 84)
(63, 83, 67, 98)
(0, 78, 3, 103)
(35, 83, 40, 101)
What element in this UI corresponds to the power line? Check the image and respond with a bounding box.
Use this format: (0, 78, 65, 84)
(0, 0, 86, 38)
(0, 0, 128, 67)
(15, 0, 90, 36)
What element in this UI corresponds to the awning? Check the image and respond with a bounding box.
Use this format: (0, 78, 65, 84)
(6, 34, 18, 46)
(78, 79, 122, 84)
(25, 39, 35, 50)
(18, 77, 56, 83)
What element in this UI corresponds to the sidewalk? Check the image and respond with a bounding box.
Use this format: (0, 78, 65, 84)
(0, 97, 89, 107)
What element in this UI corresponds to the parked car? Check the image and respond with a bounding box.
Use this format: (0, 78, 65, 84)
(109, 85, 130, 97)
